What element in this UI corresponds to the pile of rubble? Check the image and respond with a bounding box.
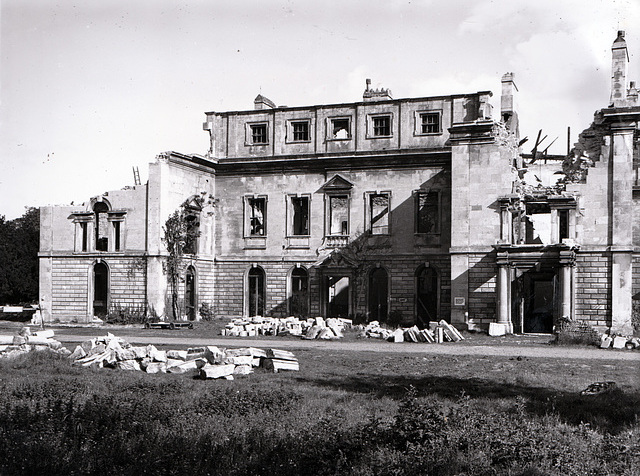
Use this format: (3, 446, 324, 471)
(69, 333, 299, 379)
(360, 320, 464, 343)
(0, 327, 70, 359)
(600, 333, 640, 350)
(222, 316, 351, 340)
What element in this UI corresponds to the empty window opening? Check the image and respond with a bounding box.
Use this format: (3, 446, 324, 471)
(372, 115, 391, 137)
(81, 222, 88, 252)
(113, 221, 121, 251)
(250, 124, 268, 144)
(416, 191, 439, 234)
(329, 196, 348, 235)
(248, 267, 266, 317)
(369, 193, 389, 235)
(247, 197, 266, 236)
(291, 196, 309, 235)
(290, 267, 309, 317)
(559, 210, 569, 241)
(524, 202, 551, 245)
(420, 112, 441, 134)
(183, 213, 199, 254)
(94, 202, 109, 251)
(292, 121, 310, 141)
(331, 118, 350, 139)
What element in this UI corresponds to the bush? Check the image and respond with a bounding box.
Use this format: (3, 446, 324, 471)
(199, 302, 215, 321)
(632, 300, 640, 333)
(105, 304, 147, 325)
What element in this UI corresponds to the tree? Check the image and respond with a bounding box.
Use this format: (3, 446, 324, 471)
(161, 194, 215, 320)
(0, 207, 40, 304)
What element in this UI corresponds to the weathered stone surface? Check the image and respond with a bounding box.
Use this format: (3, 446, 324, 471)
(199, 364, 235, 379)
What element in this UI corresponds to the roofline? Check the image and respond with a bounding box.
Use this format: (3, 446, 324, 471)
(205, 91, 494, 116)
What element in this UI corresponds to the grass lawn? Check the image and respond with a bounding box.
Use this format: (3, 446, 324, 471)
(0, 336, 638, 476)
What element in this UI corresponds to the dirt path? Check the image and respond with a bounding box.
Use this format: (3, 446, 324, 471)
(53, 331, 640, 361)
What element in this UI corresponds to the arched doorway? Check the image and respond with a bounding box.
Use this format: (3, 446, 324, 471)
(368, 267, 388, 322)
(185, 266, 196, 321)
(416, 265, 439, 328)
(248, 266, 266, 317)
(93, 262, 109, 318)
(290, 267, 309, 317)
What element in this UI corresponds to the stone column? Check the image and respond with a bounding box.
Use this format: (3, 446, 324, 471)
(560, 264, 572, 320)
(496, 252, 513, 333)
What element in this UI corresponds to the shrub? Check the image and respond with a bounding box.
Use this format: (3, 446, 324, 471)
(105, 304, 147, 325)
(632, 300, 640, 332)
(199, 302, 215, 321)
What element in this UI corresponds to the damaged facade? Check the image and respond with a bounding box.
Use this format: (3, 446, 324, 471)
(39, 32, 639, 335)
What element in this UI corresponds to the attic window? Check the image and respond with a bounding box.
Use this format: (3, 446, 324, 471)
(330, 118, 351, 140)
(250, 123, 268, 144)
(292, 121, 310, 142)
(372, 115, 391, 137)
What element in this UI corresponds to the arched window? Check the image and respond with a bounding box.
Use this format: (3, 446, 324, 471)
(289, 267, 309, 317)
(247, 266, 266, 317)
(415, 265, 439, 328)
(93, 202, 109, 251)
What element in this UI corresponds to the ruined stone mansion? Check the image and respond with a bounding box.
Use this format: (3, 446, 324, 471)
(39, 32, 639, 334)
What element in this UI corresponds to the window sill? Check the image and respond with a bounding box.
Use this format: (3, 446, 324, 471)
(414, 132, 442, 136)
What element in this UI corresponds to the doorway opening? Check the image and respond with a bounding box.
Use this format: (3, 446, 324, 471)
(513, 271, 557, 334)
(248, 266, 266, 317)
(325, 275, 350, 318)
(185, 266, 196, 321)
(416, 265, 439, 328)
(93, 262, 109, 318)
(290, 267, 309, 317)
(368, 267, 388, 322)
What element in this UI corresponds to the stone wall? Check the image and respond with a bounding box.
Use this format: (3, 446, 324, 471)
(574, 251, 612, 328)
(467, 252, 497, 325)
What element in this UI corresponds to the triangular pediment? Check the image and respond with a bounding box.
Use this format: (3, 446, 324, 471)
(320, 174, 353, 192)
(313, 249, 357, 268)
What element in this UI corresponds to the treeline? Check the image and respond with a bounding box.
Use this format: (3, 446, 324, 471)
(0, 207, 39, 304)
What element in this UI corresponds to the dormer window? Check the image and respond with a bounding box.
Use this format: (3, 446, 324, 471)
(251, 124, 268, 144)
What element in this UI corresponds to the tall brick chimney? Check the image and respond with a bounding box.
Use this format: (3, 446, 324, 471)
(610, 30, 629, 107)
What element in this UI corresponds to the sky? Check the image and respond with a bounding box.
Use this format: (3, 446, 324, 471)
(1, 0, 639, 220)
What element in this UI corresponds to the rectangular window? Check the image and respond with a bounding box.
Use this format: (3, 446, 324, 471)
(291, 196, 309, 235)
(183, 214, 199, 254)
(329, 196, 349, 235)
(369, 193, 389, 235)
(250, 124, 268, 144)
(416, 191, 440, 234)
(420, 112, 441, 134)
(330, 118, 351, 139)
(246, 197, 267, 236)
(291, 121, 310, 142)
(372, 115, 391, 137)
(559, 210, 569, 241)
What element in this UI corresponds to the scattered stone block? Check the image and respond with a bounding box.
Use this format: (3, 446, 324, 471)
(612, 336, 627, 349)
(488, 323, 506, 337)
(199, 364, 235, 379)
(600, 335, 613, 349)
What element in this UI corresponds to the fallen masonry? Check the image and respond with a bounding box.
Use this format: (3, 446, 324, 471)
(0, 327, 71, 359)
(599, 334, 640, 350)
(358, 320, 465, 343)
(68, 332, 299, 379)
(222, 316, 351, 340)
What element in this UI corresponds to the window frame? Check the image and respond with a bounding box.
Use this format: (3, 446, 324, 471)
(414, 190, 441, 235)
(415, 110, 442, 136)
(245, 121, 269, 146)
(286, 119, 311, 143)
(367, 113, 393, 139)
(327, 116, 352, 141)
(287, 193, 311, 237)
(364, 191, 392, 235)
(244, 195, 268, 238)
(326, 194, 350, 236)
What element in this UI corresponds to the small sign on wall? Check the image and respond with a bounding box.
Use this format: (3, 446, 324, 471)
(454, 297, 466, 306)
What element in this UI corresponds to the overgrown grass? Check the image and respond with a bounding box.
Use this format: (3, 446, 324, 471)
(0, 350, 638, 475)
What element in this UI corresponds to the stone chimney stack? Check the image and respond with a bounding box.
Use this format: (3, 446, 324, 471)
(254, 94, 276, 110)
(500, 72, 518, 119)
(610, 30, 629, 107)
(363, 79, 392, 101)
